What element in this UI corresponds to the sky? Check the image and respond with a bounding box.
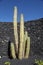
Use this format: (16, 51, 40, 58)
(0, 0, 43, 22)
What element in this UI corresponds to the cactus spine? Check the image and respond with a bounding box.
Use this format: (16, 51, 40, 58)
(19, 14, 24, 59)
(10, 42, 16, 59)
(13, 6, 18, 53)
(25, 37, 30, 58)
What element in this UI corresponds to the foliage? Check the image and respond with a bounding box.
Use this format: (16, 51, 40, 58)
(35, 59, 43, 65)
(4, 61, 10, 65)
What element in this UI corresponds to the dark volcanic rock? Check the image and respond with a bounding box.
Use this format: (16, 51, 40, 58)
(0, 18, 43, 65)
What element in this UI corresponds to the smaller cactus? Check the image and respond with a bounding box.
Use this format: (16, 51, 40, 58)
(25, 37, 30, 59)
(10, 42, 16, 59)
(23, 31, 28, 57)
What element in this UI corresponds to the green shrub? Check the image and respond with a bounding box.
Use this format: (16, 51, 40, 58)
(4, 61, 10, 65)
(35, 59, 43, 65)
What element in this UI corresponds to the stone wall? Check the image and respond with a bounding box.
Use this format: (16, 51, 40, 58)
(0, 18, 43, 57)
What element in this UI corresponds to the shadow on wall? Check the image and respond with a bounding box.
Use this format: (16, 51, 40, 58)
(8, 40, 13, 59)
(8, 40, 18, 59)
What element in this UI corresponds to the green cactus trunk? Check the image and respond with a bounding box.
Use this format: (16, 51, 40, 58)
(25, 37, 30, 59)
(10, 42, 16, 59)
(19, 14, 24, 59)
(12, 6, 30, 59)
(23, 31, 28, 56)
(13, 6, 18, 53)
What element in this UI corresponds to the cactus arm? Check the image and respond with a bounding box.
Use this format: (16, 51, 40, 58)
(10, 42, 16, 59)
(25, 37, 30, 59)
(13, 6, 18, 53)
(23, 31, 28, 57)
(19, 14, 24, 59)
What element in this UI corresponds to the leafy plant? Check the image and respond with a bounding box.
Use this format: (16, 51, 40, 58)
(4, 61, 10, 65)
(35, 59, 43, 65)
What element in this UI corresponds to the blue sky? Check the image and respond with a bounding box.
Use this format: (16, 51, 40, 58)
(0, 0, 43, 22)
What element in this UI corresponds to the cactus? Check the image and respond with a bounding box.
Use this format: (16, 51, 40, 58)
(10, 42, 16, 59)
(13, 6, 18, 53)
(25, 37, 30, 59)
(11, 6, 30, 59)
(23, 31, 30, 59)
(18, 14, 24, 59)
(23, 31, 28, 56)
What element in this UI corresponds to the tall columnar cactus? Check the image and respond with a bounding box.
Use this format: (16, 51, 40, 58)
(10, 42, 16, 59)
(11, 6, 30, 59)
(13, 6, 18, 53)
(23, 31, 28, 56)
(25, 37, 30, 59)
(19, 14, 24, 59)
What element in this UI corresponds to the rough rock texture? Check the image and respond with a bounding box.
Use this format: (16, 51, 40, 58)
(0, 18, 43, 65)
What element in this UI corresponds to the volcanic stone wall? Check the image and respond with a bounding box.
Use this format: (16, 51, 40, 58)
(25, 19, 43, 56)
(0, 18, 43, 57)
